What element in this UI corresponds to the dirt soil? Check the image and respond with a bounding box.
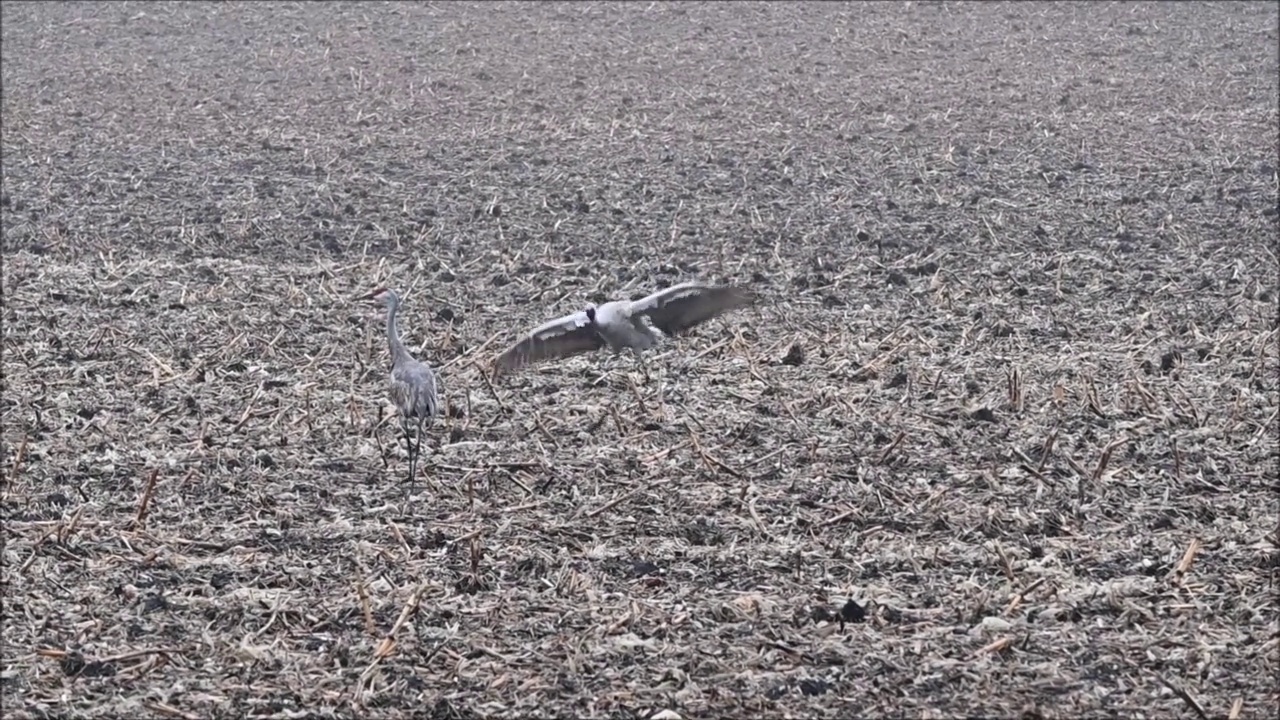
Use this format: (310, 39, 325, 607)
(3, 2, 1278, 718)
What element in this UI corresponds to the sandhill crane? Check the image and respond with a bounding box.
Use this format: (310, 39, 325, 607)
(365, 287, 439, 495)
(493, 281, 756, 379)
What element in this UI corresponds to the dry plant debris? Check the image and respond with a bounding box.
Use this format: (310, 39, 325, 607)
(2, 2, 1278, 718)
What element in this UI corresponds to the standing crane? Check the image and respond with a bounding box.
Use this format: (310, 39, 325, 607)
(365, 287, 440, 496)
(493, 281, 756, 379)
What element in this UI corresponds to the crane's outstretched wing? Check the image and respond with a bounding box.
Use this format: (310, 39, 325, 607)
(630, 282, 756, 337)
(494, 311, 605, 375)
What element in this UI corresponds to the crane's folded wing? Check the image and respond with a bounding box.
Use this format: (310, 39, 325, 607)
(390, 373, 438, 421)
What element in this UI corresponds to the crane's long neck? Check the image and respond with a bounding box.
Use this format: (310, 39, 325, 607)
(386, 297, 414, 366)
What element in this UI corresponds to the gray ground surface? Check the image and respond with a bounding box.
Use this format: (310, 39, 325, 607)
(3, 2, 1278, 718)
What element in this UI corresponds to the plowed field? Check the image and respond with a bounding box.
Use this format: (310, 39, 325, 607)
(3, 2, 1278, 718)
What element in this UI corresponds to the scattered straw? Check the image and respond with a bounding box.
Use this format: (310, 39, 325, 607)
(1, 2, 1276, 718)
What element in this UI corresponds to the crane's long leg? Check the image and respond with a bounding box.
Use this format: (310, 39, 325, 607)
(401, 418, 415, 498)
(636, 349, 667, 415)
(592, 351, 616, 387)
(410, 416, 427, 497)
(634, 348, 651, 383)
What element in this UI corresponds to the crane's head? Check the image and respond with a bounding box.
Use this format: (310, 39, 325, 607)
(365, 287, 398, 307)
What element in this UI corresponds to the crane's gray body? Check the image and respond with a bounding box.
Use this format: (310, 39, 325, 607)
(592, 299, 662, 355)
(390, 357, 438, 423)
